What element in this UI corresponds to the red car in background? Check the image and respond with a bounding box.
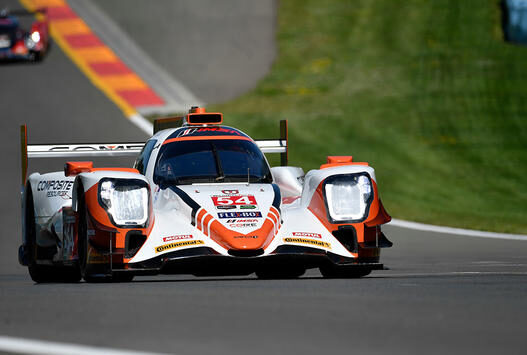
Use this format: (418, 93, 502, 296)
(0, 8, 49, 62)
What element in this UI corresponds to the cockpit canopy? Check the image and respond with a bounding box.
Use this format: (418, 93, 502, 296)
(154, 138, 272, 185)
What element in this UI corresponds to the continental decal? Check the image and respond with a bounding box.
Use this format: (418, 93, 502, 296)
(155, 240, 204, 253)
(283, 237, 331, 249)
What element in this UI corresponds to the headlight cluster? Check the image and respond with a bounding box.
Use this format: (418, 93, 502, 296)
(99, 179, 149, 227)
(324, 174, 373, 223)
(24, 32, 40, 50)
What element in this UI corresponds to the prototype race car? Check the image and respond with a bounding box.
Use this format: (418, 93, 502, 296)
(0, 8, 49, 62)
(18, 107, 392, 282)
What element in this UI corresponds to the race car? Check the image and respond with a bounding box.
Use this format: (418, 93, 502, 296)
(0, 8, 49, 62)
(18, 107, 392, 282)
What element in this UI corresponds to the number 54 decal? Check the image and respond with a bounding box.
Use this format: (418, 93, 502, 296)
(212, 195, 257, 206)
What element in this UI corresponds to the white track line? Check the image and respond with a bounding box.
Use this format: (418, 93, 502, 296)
(389, 218, 527, 240)
(0, 335, 168, 355)
(128, 113, 154, 136)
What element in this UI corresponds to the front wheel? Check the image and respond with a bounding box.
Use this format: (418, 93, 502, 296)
(25, 187, 80, 283)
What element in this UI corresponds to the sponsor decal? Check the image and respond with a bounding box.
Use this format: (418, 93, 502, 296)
(155, 240, 204, 253)
(37, 180, 73, 198)
(177, 127, 243, 137)
(226, 219, 259, 223)
(218, 211, 262, 219)
(216, 205, 237, 210)
(87, 229, 96, 236)
(239, 205, 257, 210)
(226, 219, 259, 228)
(48, 144, 143, 152)
(233, 235, 258, 239)
(222, 190, 238, 194)
(283, 237, 331, 249)
(292, 232, 322, 239)
(163, 235, 193, 243)
(229, 223, 258, 228)
(212, 195, 257, 206)
(88, 248, 109, 264)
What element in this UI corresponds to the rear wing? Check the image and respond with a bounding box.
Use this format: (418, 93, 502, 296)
(20, 120, 288, 187)
(20, 125, 144, 188)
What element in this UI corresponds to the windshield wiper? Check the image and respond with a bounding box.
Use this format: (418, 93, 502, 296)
(211, 143, 225, 182)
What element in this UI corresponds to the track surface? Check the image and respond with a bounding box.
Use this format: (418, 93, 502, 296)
(92, 0, 277, 104)
(1, 1, 526, 354)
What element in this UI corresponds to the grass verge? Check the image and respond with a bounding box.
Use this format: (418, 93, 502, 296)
(205, 0, 526, 233)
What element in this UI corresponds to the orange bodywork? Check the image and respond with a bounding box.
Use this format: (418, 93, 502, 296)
(195, 207, 280, 251)
(81, 182, 154, 265)
(308, 176, 391, 258)
(320, 156, 369, 169)
(162, 135, 253, 145)
(65, 161, 140, 177)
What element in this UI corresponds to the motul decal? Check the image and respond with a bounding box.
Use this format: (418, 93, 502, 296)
(212, 195, 257, 206)
(292, 232, 322, 239)
(162, 235, 193, 242)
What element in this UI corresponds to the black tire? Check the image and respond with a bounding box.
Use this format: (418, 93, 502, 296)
(25, 187, 80, 283)
(77, 190, 100, 283)
(33, 52, 42, 62)
(78, 189, 128, 283)
(255, 267, 305, 279)
(319, 264, 371, 279)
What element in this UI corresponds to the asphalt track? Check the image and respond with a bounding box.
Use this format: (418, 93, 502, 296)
(1, 1, 527, 354)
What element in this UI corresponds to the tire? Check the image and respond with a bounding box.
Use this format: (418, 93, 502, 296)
(77, 190, 100, 283)
(25, 187, 80, 283)
(319, 264, 371, 279)
(256, 267, 305, 280)
(77, 189, 130, 283)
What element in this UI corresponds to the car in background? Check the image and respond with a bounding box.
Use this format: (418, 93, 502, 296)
(0, 8, 49, 62)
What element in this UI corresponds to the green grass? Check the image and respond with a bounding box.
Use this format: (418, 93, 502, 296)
(208, 0, 527, 233)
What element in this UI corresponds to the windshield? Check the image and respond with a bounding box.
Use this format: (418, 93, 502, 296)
(154, 139, 272, 185)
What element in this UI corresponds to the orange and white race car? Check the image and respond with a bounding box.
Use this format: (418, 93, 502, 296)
(18, 107, 392, 282)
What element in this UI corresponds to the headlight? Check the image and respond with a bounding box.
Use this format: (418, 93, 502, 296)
(31, 31, 40, 43)
(324, 174, 373, 222)
(24, 36, 36, 50)
(99, 179, 149, 227)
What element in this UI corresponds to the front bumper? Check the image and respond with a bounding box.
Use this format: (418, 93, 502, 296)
(120, 245, 383, 277)
(0, 48, 38, 61)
